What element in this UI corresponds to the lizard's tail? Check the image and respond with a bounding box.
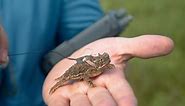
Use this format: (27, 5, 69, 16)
(49, 81, 65, 94)
(55, 76, 64, 81)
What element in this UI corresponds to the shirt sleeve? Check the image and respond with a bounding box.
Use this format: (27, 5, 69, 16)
(58, 0, 103, 42)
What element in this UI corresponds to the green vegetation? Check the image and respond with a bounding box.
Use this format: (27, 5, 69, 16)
(101, 0, 185, 106)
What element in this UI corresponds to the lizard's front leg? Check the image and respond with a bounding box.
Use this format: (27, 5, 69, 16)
(83, 76, 95, 87)
(83, 67, 98, 87)
(99, 64, 115, 71)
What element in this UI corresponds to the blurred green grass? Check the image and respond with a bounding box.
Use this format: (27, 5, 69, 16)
(101, 0, 185, 106)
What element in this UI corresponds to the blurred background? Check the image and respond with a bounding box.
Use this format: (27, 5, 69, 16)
(101, 0, 185, 106)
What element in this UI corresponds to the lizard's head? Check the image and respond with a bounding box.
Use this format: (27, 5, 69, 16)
(93, 52, 111, 67)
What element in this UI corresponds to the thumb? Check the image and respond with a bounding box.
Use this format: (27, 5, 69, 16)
(117, 35, 174, 59)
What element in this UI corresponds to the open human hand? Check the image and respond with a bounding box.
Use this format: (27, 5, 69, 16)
(43, 35, 174, 106)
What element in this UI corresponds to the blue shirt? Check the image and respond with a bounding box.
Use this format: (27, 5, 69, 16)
(0, 0, 103, 105)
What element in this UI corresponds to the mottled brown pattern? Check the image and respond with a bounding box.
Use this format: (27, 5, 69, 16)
(49, 52, 115, 94)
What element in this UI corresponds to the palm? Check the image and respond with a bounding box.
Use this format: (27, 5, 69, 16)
(43, 35, 173, 106)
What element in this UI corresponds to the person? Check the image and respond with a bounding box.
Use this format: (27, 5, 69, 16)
(0, 0, 174, 106)
(0, 0, 103, 105)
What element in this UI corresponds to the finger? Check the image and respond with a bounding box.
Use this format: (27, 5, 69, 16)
(0, 26, 8, 50)
(87, 87, 117, 106)
(104, 69, 137, 106)
(116, 35, 174, 59)
(70, 93, 91, 106)
(0, 49, 8, 64)
(0, 26, 8, 63)
(47, 95, 69, 106)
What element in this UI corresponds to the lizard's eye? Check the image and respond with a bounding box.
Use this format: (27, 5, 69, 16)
(100, 58, 104, 63)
